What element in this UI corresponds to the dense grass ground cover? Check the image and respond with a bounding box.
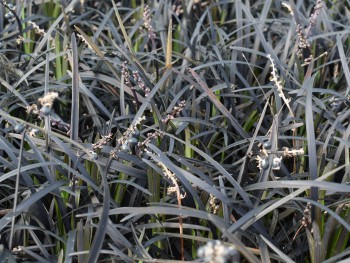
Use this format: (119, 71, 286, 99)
(1, 0, 350, 262)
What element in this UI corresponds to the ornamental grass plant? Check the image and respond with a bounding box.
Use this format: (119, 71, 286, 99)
(0, 0, 350, 262)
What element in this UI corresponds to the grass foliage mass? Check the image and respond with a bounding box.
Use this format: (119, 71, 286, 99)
(1, 0, 350, 262)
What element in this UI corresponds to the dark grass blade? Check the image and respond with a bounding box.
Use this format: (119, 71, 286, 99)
(108, 180, 152, 195)
(312, 222, 323, 262)
(27, 0, 79, 68)
(159, 161, 230, 205)
(293, 197, 350, 234)
(162, 130, 254, 207)
(86, 166, 110, 263)
(44, 39, 52, 152)
(111, 0, 134, 53)
(65, 230, 76, 263)
(137, 222, 210, 234)
(67, 71, 111, 117)
(131, 70, 172, 125)
(188, 68, 254, 143)
(17, 246, 49, 263)
(108, 244, 133, 263)
(0, 161, 57, 184)
(0, 109, 93, 157)
(323, 250, 350, 263)
(0, 77, 29, 106)
(260, 235, 295, 263)
(86, 206, 260, 262)
(248, 0, 272, 71)
(24, 133, 71, 231)
(9, 130, 25, 249)
(81, 206, 227, 226)
(322, 205, 344, 257)
(14, 51, 69, 89)
(78, 71, 146, 105)
(27, 228, 51, 260)
(304, 74, 318, 220)
(244, 180, 350, 193)
(240, 3, 290, 90)
(228, 164, 346, 234)
(145, 144, 207, 209)
(9, 132, 147, 179)
(258, 235, 271, 263)
(47, 134, 103, 194)
(70, 33, 79, 143)
(13, 224, 65, 243)
(333, 217, 350, 256)
(1, 1, 350, 262)
(76, 220, 84, 263)
(242, 99, 269, 203)
(0, 180, 66, 230)
(67, 32, 89, 214)
(105, 220, 139, 256)
(336, 34, 350, 95)
(0, 134, 18, 161)
(130, 223, 152, 260)
(74, 26, 121, 79)
(218, 175, 231, 222)
(24, 134, 56, 183)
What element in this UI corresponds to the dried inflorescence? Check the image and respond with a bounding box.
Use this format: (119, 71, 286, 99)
(306, 0, 323, 35)
(121, 61, 142, 107)
(296, 24, 309, 50)
(110, 116, 145, 158)
(121, 62, 151, 97)
(209, 194, 220, 215)
(267, 54, 294, 118)
(292, 202, 313, 241)
(282, 147, 304, 157)
(26, 104, 39, 115)
(255, 140, 304, 172)
(132, 70, 151, 96)
(28, 21, 46, 36)
(162, 100, 186, 124)
(37, 92, 58, 116)
(268, 55, 288, 100)
(77, 33, 93, 51)
(172, 0, 183, 16)
(24, 94, 71, 137)
(156, 157, 185, 260)
(28, 128, 39, 137)
(38, 92, 59, 108)
(143, 5, 152, 31)
(143, 5, 156, 39)
(282, 2, 294, 15)
(121, 61, 132, 88)
(88, 132, 118, 160)
(4, 3, 15, 22)
(256, 155, 269, 171)
(116, 117, 144, 146)
(138, 131, 163, 149)
(271, 156, 283, 170)
(197, 240, 239, 263)
(158, 161, 184, 199)
(51, 118, 70, 133)
(295, 0, 323, 60)
(92, 133, 113, 150)
(301, 203, 312, 229)
(162, 114, 174, 124)
(25, 92, 59, 119)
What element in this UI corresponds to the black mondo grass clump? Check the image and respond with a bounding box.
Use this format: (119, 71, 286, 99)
(1, 0, 350, 262)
